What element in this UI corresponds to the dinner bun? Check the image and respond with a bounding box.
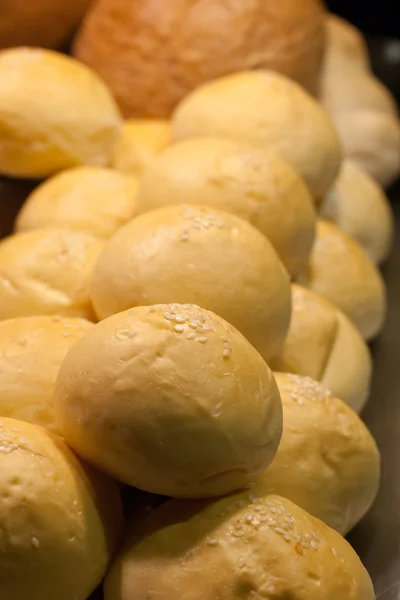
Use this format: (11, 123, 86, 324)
(0, 229, 103, 321)
(104, 493, 374, 600)
(0, 0, 91, 50)
(0, 316, 92, 433)
(257, 373, 380, 534)
(74, 0, 325, 117)
(0, 47, 121, 179)
(271, 285, 372, 413)
(324, 14, 371, 75)
(136, 138, 316, 277)
(331, 110, 400, 189)
(297, 221, 386, 341)
(15, 166, 139, 239)
(55, 304, 283, 498)
(0, 417, 123, 600)
(320, 160, 394, 264)
(90, 205, 291, 360)
(172, 70, 342, 201)
(111, 119, 171, 177)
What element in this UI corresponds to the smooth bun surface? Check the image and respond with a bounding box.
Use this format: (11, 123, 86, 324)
(324, 14, 371, 75)
(111, 119, 171, 176)
(257, 373, 380, 534)
(332, 110, 400, 188)
(0, 229, 103, 321)
(0, 47, 121, 178)
(297, 221, 386, 341)
(172, 70, 342, 201)
(104, 492, 374, 600)
(0, 316, 92, 433)
(90, 204, 291, 361)
(55, 304, 283, 498)
(0, 0, 91, 50)
(271, 285, 372, 413)
(320, 160, 394, 264)
(74, 0, 325, 117)
(0, 417, 123, 600)
(136, 138, 316, 276)
(15, 166, 139, 239)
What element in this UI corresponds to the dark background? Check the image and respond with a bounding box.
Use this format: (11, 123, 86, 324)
(328, 0, 399, 38)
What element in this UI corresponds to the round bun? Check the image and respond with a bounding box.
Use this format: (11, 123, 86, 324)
(172, 70, 342, 201)
(0, 47, 121, 179)
(74, 0, 325, 118)
(331, 110, 400, 189)
(90, 205, 291, 361)
(104, 492, 374, 600)
(55, 303, 283, 498)
(0, 0, 91, 50)
(0, 229, 103, 321)
(320, 160, 394, 264)
(0, 316, 92, 433)
(0, 417, 123, 600)
(136, 138, 316, 277)
(111, 119, 171, 177)
(297, 221, 386, 341)
(324, 14, 371, 75)
(15, 166, 139, 239)
(271, 285, 372, 413)
(257, 373, 380, 534)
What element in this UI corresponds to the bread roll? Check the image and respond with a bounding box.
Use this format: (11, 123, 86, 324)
(136, 138, 316, 277)
(0, 417, 123, 600)
(0, 0, 91, 50)
(172, 70, 342, 201)
(331, 110, 400, 189)
(320, 160, 394, 264)
(0, 229, 103, 321)
(104, 493, 374, 600)
(0, 316, 92, 433)
(90, 205, 291, 361)
(271, 285, 372, 413)
(256, 373, 380, 534)
(111, 119, 171, 176)
(55, 304, 283, 497)
(74, 0, 325, 117)
(296, 221, 386, 341)
(0, 47, 121, 178)
(15, 166, 139, 239)
(324, 14, 371, 75)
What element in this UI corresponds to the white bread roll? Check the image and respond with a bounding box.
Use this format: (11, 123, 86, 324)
(296, 221, 386, 341)
(15, 166, 139, 239)
(172, 70, 342, 201)
(0, 316, 92, 433)
(90, 205, 291, 361)
(257, 373, 380, 534)
(320, 160, 394, 264)
(0, 47, 121, 179)
(324, 14, 371, 75)
(0, 229, 103, 321)
(331, 110, 400, 189)
(136, 138, 316, 277)
(104, 493, 374, 600)
(55, 304, 283, 498)
(0, 417, 123, 600)
(111, 119, 171, 176)
(271, 285, 372, 413)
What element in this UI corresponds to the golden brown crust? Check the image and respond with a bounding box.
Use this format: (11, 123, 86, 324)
(74, 0, 326, 117)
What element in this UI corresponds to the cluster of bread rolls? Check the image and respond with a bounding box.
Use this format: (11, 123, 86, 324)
(0, 7, 398, 599)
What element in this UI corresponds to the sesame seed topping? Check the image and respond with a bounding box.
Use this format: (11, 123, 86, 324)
(312, 532, 320, 541)
(238, 557, 246, 568)
(197, 337, 208, 344)
(310, 541, 318, 550)
(31, 537, 40, 548)
(206, 537, 218, 546)
(223, 349, 231, 358)
(173, 325, 185, 333)
(187, 332, 196, 340)
(174, 315, 186, 323)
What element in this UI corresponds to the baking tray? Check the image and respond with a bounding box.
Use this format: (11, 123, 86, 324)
(1, 34, 399, 600)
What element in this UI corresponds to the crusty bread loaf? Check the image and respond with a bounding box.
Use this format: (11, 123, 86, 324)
(74, 0, 326, 117)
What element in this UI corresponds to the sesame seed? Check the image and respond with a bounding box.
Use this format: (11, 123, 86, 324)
(283, 533, 291, 542)
(187, 332, 196, 340)
(275, 527, 286, 535)
(221, 336, 229, 342)
(174, 315, 186, 323)
(31, 537, 40, 548)
(238, 557, 246, 568)
(310, 541, 318, 550)
(312, 531, 320, 541)
(173, 325, 185, 333)
(197, 337, 208, 344)
(223, 349, 231, 357)
(206, 537, 218, 546)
